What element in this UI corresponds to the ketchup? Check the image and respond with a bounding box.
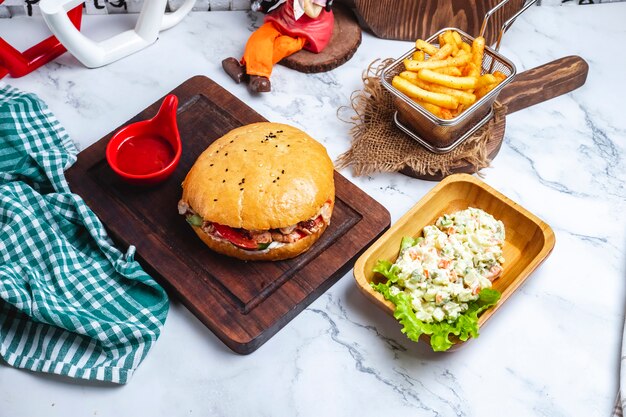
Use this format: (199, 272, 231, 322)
(115, 135, 175, 175)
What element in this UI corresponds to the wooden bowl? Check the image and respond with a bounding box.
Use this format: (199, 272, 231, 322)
(353, 173, 555, 349)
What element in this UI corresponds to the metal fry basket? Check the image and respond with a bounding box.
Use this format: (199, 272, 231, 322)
(381, 0, 537, 153)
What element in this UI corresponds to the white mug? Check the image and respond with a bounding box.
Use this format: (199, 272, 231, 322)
(40, 0, 196, 68)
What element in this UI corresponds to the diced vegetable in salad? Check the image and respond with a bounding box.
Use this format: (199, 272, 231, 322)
(372, 207, 505, 351)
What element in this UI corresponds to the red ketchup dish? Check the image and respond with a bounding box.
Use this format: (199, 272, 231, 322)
(106, 94, 181, 186)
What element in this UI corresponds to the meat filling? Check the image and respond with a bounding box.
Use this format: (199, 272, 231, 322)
(179, 200, 332, 249)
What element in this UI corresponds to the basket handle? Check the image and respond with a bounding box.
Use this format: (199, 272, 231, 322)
(498, 55, 589, 114)
(494, 0, 538, 52)
(479, 0, 515, 39)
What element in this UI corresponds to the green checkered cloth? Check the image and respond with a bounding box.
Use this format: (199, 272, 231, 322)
(0, 84, 169, 384)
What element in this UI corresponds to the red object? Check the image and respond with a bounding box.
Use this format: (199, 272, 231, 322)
(0, 5, 82, 79)
(213, 224, 259, 250)
(106, 94, 181, 186)
(115, 135, 175, 176)
(265, 0, 334, 53)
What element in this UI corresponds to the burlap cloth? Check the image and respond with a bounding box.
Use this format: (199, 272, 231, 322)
(336, 59, 507, 178)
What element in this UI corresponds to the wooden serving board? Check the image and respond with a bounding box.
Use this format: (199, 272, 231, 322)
(65, 76, 391, 354)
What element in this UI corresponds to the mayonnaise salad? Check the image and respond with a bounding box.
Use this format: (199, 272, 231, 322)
(388, 207, 505, 323)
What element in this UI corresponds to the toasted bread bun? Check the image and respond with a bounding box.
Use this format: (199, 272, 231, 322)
(181, 122, 335, 261)
(190, 222, 329, 261)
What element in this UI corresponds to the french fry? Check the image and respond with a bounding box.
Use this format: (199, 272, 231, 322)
(461, 62, 476, 77)
(471, 36, 486, 71)
(404, 53, 471, 71)
(392, 76, 459, 109)
(438, 33, 446, 48)
(463, 61, 481, 78)
(437, 88, 476, 106)
(412, 50, 425, 61)
(453, 104, 466, 117)
(474, 81, 502, 99)
(433, 66, 462, 76)
(454, 49, 468, 59)
(443, 31, 459, 55)
(397, 70, 424, 84)
(474, 85, 493, 100)
(452, 31, 463, 47)
(451, 48, 465, 57)
(396, 31, 507, 119)
(440, 108, 454, 119)
(429, 43, 454, 61)
(493, 71, 507, 82)
(475, 71, 507, 99)
(417, 69, 478, 90)
(476, 73, 498, 88)
(413, 99, 448, 119)
(415, 39, 439, 56)
(399, 71, 477, 106)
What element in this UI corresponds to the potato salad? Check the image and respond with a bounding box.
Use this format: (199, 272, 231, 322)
(387, 207, 505, 324)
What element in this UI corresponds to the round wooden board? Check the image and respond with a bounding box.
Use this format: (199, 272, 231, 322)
(400, 116, 506, 181)
(279, 4, 362, 73)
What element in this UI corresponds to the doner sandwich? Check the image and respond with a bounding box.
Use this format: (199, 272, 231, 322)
(178, 122, 334, 261)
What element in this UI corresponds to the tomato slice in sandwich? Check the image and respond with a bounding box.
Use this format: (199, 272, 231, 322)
(212, 223, 259, 250)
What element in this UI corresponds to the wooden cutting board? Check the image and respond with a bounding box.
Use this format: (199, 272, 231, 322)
(65, 76, 391, 354)
(353, 0, 526, 44)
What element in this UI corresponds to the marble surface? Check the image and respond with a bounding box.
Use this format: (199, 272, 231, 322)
(1, 4, 625, 417)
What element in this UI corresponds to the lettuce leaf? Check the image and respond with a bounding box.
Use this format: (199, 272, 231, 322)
(371, 259, 501, 352)
(400, 236, 419, 251)
(372, 259, 400, 283)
